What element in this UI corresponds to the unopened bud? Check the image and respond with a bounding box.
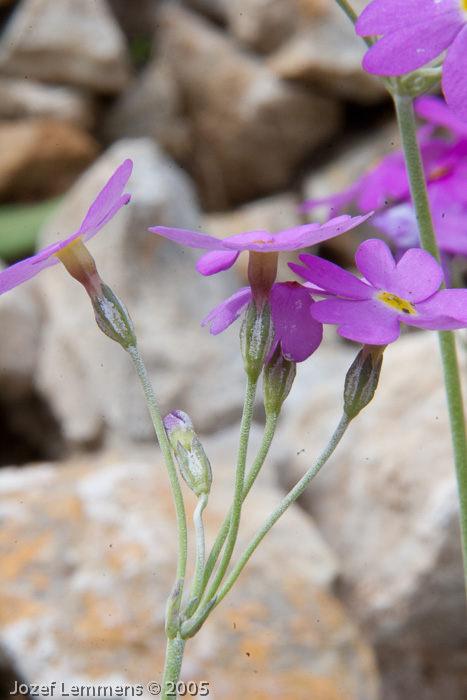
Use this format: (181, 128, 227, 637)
(343, 345, 385, 419)
(240, 300, 275, 381)
(91, 284, 136, 350)
(164, 411, 212, 497)
(263, 345, 296, 416)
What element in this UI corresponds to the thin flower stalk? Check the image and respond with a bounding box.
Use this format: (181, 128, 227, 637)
(211, 413, 353, 608)
(392, 92, 467, 584)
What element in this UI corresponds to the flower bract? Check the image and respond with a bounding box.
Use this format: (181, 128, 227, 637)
(290, 238, 467, 344)
(355, 0, 467, 121)
(0, 159, 133, 296)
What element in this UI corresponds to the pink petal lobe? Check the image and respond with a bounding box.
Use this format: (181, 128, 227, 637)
(356, 0, 459, 35)
(442, 26, 467, 123)
(290, 254, 373, 300)
(311, 298, 401, 344)
(149, 226, 227, 251)
(201, 287, 251, 334)
(196, 250, 240, 275)
(361, 15, 461, 76)
(270, 283, 322, 362)
(80, 159, 133, 241)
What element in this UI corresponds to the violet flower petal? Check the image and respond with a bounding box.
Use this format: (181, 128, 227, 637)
(196, 250, 240, 275)
(290, 254, 374, 300)
(311, 298, 402, 344)
(0, 159, 133, 295)
(355, 238, 443, 300)
(442, 25, 467, 123)
(361, 14, 461, 76)
(148, 226, 228, 251)
(201, 286, 251, 334)
(355, 0, 459, 35)
(270, 283, 323, 362)
(415, 94, 467, 138)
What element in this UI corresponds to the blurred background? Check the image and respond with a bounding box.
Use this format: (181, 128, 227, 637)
(0, 1, 465, 699)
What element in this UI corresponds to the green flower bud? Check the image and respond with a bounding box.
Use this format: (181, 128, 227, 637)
(91, 283, 136, 350)
(240, 300, 275, 381)
(263, 345, 296, 416)
(164, 411, 212, 497)
(343, 345, 385, 419)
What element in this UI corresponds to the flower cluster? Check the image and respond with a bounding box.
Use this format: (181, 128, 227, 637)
(149, 214, 370, 362)
(303, 96, 467, 271)
(355, 0, 467, 122)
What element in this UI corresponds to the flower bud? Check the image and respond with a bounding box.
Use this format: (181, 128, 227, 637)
(91, 283, 137, 350)
(343, 345, 385, 419)
(263, 345, 296, 416)
(164, 411, 212, 497)
(240, 300, 275, 381)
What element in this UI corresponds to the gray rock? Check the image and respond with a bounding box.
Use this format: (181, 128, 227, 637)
(34, 138, 247, 445)
(0, 118, 100, 201)
(101, 61, 192, 161)
(0, 0, 131, 94)
(276, 330, 467, 700)
(0, 428, 381, 699)
(0, 77, 96, 129)
(267, 2, 386, 104)
(156, 6, 342, 209)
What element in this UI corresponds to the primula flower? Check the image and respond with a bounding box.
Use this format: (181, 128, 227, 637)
(0, 159, 133, 296)
(290, 238, 467, 344)
(149, 215, 372, 277)
(202, 282, 323, 362)
(355, 0, 467, 121)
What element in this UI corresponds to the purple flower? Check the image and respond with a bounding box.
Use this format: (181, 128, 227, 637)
(0, 159, 133, 296)
(149, 214, 372, 276)
(302, 96, 467, 262)
(202, 282, 323, 362)
(290, 238, 467, 344)
(355, 0, 467, 121)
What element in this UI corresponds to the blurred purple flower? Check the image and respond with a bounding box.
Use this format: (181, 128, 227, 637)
(149, 214, 372, 276)
(290, 238, 467, 344)
(0, 159, 133, 295)
(302, 96, 467, 262)
(202, 282, 323, 362)
(355, 0, 467, 121)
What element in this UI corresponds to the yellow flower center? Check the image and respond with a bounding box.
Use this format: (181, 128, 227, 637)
(377, 291, 417, 315)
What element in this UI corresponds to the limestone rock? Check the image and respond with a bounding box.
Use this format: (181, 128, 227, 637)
(223, 0, 311, 54)
(267, 3, 386, 104)
(34, 137, 247, 445)
(157, 6, 342, 209)
(0, 0, 131, 94)
(101, 61, 192, 161)
(0, 118, 100, 201)
(276, 331, 467, 700)
(0, 429, 381, 699)
(0, 77, 96, 129)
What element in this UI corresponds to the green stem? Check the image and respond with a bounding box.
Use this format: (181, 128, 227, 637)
(393, 92, 467, 584)
(213, 413, 352, 606)
(161, 634, 186, 700)
(198, 410, 280, 606)
(126, 344, 188, 590)
(199, 376, 257, 607)
(184, 493, 208, 614)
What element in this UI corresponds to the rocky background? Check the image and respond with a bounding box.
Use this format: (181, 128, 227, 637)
(0, 1, 466, 699)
